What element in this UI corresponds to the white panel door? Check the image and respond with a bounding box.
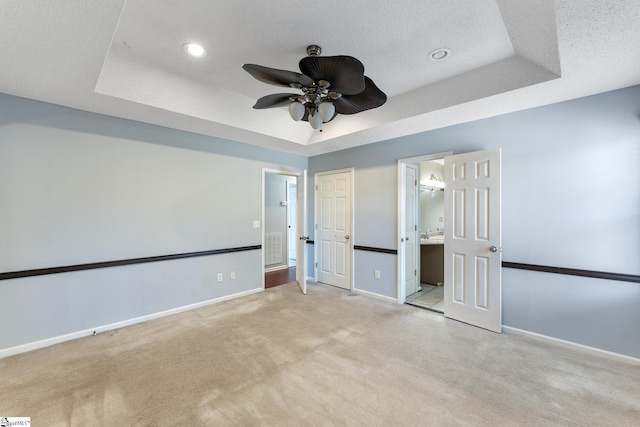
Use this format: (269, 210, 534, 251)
(404, 164, 419, 296)
(295, 170, 307, 294)
(444, 149, 502, 332)
(317, 171, 352, 290)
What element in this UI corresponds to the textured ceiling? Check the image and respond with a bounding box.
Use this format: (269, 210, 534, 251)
(1, 0, 639, 156)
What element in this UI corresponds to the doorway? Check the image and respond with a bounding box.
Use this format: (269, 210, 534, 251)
(263, 169, 307, 293)
(398, 149, 503, 333)
(399, 153, 449, 312)
(408, 159, 446, 311)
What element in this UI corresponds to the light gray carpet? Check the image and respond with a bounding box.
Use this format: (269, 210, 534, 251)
(1, 282, 638, 426)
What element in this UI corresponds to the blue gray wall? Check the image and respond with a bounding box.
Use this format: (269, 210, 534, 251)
(0, 93, 307, 352)
(309, 85, 640, 358)
(2, 85, 639, 359)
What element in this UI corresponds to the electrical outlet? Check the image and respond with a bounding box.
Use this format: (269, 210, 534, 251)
(230, 271, 236, 279)
(253, 220, 260, 228)
(217, 273, 223, 282)
(374, 270, 380, 279)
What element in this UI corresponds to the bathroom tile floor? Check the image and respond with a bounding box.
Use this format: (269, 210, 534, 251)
(406, 284, 444, 312)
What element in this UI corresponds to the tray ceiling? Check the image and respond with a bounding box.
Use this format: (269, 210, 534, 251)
(1, 0, 639, 156)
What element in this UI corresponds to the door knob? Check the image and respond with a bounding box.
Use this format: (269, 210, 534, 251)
(345, 235, 350, 240)
(299, 236, 308, 241)
(490, 246, 498, 252)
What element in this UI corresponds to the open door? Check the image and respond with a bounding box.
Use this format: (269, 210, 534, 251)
(403, 164, 419, 297)
(444, 149, 502, 332)
(295, 170, 307, 294)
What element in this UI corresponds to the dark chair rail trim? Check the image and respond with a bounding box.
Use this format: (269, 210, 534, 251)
(502, 262, 640, 284)
(0, 245, 262, 281)
(4, 246, 636, 284)
(354, 245, 398, 255)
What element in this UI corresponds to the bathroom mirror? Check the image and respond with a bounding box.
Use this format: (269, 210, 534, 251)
(419, 160, 445, 236)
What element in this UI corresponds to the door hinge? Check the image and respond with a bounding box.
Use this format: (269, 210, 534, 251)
(315, 184, 318, 190)
(415, 179, 417, 186)
(414, 270, 417, 276)
(315, 262, 318, 268)
(415, 224, 417, 231)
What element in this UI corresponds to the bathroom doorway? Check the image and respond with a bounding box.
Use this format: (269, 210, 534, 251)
(398, 152, 451, 312)
(399, 149, 504, 333)
(407, 158, 446, 311)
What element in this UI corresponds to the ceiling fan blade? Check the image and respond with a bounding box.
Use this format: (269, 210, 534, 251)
(252, 93, 298, 109)
(299, 55, 365, 95)
(243, 64, 314, 88)
(333, 76, 387, 115)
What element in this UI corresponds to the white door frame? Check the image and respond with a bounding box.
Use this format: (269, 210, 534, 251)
(314, 168, 355, 291)
(262, 168, 306, 290)
(397, 152, 451, 303)
(404, 163, 420, 296)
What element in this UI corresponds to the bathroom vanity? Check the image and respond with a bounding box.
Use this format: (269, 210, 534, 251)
(420, 236, 444, 285)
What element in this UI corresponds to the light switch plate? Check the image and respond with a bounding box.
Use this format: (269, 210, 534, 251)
(253, 220, 260, 228)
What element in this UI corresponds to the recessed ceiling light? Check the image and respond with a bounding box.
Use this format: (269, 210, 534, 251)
(183, 43, 207, 58)
(428, 48, 451, 61)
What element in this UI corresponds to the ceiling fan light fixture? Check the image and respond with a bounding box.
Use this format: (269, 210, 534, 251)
(183, 43, 207, 58)
(318, 101, 335, 122)
(309, 112, 323, 129)
(289, 101, 305, 121)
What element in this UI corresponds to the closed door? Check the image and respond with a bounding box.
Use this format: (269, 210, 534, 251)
(444, 149, 502, 332)
(316, 170, 352, 290)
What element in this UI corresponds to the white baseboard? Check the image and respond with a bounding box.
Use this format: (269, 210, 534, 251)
(503, 326, 640, 366)
(353, 287, 398, 304)
(0, 287, 263, 360)
(264, 265, 290, 273)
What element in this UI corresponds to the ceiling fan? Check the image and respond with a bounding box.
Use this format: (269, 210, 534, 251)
(243, 45, 387, 130)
